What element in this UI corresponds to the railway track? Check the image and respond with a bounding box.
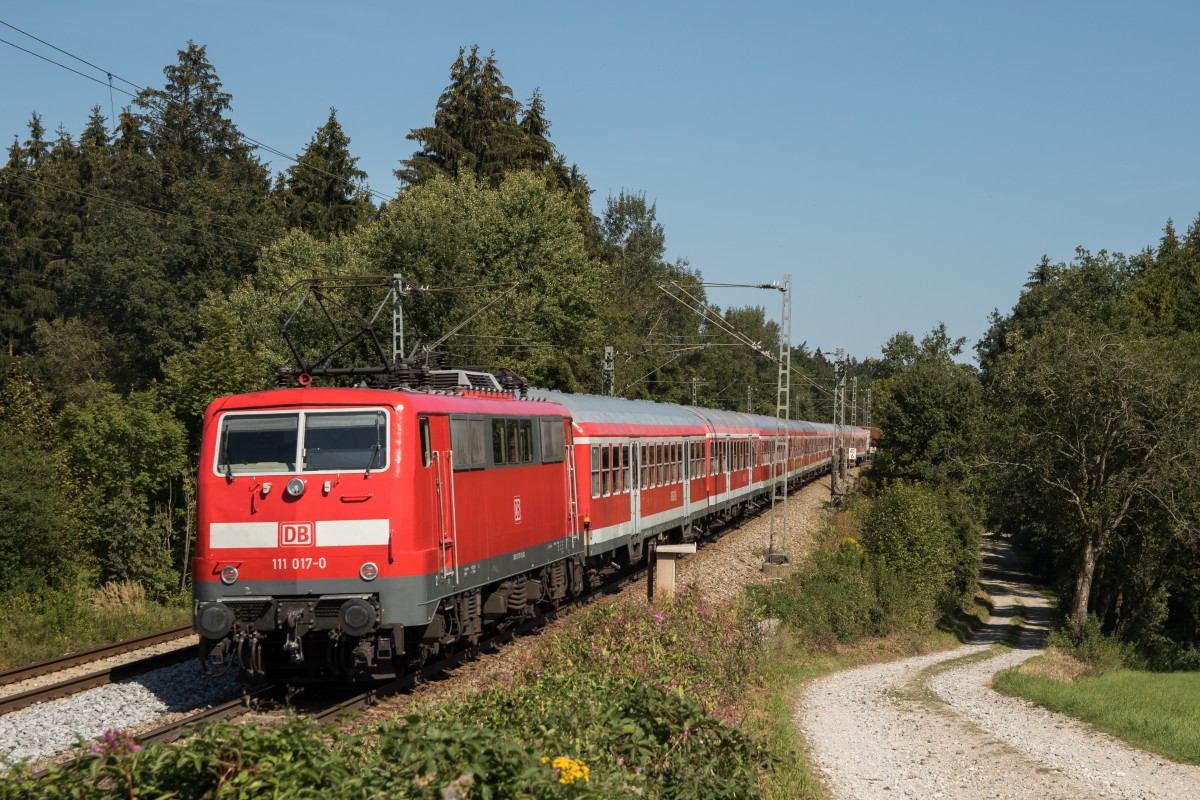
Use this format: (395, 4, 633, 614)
(0, 625, 194, 689)
(0, 643, 196, 716)
(118, 562, 654, 749)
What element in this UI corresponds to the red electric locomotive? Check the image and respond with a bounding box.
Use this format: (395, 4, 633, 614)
(193, 379, 871, 681)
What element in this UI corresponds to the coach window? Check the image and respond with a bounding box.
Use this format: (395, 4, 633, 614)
(621, 445, 630, 492)
(518, 419, 534, 463)
(492, 419, 507, 465)
(590, 445, 601, 498)
(641, 444, 648, 489)
(613, 445, 622, 493)
(540, 417, 565, 462)
(450, 416, 486, 470)
(601, 444, 611, 496)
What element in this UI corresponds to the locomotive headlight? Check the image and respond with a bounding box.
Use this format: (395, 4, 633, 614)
(359, 561, 378, 581)
(198, 602, 235, 639)
(285, 478, 306, 498)
(220, 565, 239, 585)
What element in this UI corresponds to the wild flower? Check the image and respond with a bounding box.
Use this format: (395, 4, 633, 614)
(548, 756, 590, 784)
(91, 728, 142, 756)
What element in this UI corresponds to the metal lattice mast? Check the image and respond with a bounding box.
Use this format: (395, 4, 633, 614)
(391, 273, 405, 365)
(766, 275, 792, 566)
(851, 376, 858, 427)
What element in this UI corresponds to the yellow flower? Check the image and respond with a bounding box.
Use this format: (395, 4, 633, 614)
(550, 756, 590, 784)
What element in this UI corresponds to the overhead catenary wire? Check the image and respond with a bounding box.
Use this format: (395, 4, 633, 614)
(0, 19, 395, 204)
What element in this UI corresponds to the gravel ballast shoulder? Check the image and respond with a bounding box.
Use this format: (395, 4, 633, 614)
(0, 661, 239, 764)
(798, 532, 1200, 800)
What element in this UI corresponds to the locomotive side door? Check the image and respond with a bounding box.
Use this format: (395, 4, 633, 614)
(424, 415, 459, 585)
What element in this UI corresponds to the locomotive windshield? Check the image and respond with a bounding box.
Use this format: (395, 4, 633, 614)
(216, 410, 387, 475)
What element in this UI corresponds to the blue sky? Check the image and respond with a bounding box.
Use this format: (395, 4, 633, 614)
(3, 1, 1197, 363)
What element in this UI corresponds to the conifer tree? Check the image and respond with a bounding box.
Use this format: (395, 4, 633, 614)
(0, 115, 60, 358)
(278, 108, 373, 238)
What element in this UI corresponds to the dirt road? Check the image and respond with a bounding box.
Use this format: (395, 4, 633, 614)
(797, 533, 1200, 800)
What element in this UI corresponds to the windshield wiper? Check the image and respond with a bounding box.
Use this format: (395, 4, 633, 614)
(364, 417, 383, 477)
(222, 436, 234, 482)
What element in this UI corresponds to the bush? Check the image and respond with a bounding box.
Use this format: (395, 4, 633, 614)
(755, 481, 981, 646)
(1055, 615, 1138, 676)
(753, 530, 884, 648)
(859, 481, 979, 625)
(520, 590, 762, 719)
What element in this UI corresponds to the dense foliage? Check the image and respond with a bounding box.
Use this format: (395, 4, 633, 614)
(979, 235, 1200, 666)
(754, 482, 982, 647)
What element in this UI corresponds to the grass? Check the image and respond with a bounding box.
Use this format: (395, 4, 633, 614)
(0, 583, 190, 669)
(994, 654, 1200, 765)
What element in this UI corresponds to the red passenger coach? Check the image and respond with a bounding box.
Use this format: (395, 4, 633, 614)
(193, 386, 582, 680)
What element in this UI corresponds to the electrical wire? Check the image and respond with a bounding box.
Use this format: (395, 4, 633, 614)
(0, 20, 395, 204)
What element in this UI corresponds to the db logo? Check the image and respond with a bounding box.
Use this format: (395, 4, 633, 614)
(279, 522, 314, 547)
(513, 496, 522, 523)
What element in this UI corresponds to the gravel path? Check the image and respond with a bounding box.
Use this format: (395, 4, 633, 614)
(797, 532, 1200, 800)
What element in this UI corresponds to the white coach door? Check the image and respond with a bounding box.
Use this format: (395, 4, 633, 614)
(629, 442, 641, 537)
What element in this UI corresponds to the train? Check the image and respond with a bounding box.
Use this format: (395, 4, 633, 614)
(192, 376, 871, 681)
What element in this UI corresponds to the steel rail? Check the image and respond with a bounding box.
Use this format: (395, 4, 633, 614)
(134, 684, 282, 746)
(0, 625, 194, 688)
(0, 647, 197, 716)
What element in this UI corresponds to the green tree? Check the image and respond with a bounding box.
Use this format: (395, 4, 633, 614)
(0, 372, 87, 590)
(601, 190, 706, 402)
(871, 323, 982, 486)
(62, 42, 280, 381)
(0, 115, 61, 358)
(399, 46, 536, 187)
(985, 327, 1197, 635)
(277, 108, 374, 238)
(59, 388, 189, 594)
(366, 171, 601, 389)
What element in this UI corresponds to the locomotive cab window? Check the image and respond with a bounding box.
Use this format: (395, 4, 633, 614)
(216, 409, 389, 476)
(303, 411, 386, 472)
(217, 413, 298, 474)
